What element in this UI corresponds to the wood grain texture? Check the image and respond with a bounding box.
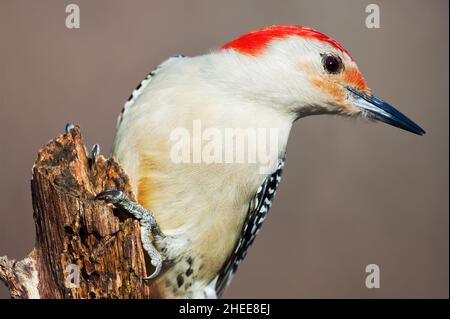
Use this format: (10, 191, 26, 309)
(0, 127, 153, 298)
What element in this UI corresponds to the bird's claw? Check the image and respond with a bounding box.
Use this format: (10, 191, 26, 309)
(144, 255, 163, 280)
(89, 144, 100, 167)
(65, 122, 75, 134)
(96, 189, 165, 280)
(95, 189, 125, 205)
(91, 144, 100, 159)
(65, 123, 100, 168)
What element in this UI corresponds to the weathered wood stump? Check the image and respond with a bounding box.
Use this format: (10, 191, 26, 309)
(0, 127, 153, 298)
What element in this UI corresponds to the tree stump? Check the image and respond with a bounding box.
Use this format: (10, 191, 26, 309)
(0, 127, 153, 298)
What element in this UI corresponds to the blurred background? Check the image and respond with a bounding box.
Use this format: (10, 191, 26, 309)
(0, 0, 448, 298)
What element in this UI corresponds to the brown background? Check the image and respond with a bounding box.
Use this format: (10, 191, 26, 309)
(0, 0, 448, 298)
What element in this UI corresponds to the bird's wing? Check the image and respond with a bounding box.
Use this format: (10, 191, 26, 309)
(215, 154, 286, 296)
(116, 55, 186, 128)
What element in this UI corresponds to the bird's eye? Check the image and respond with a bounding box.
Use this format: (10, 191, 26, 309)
(322, 54, 342, 74)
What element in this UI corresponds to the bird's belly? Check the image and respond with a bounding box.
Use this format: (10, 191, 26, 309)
(125, 160, 265, 297)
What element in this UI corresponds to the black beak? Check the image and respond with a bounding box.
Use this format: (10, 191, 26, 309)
(346, 87, 426, 136)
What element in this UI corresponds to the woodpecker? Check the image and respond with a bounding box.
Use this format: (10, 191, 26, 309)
(96, 25, 425, 298)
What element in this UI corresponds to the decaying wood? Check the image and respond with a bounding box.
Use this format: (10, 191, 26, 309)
(0, 127, 153, 298)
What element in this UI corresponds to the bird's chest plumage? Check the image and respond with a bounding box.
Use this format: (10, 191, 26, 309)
(142, 163, 267, 298)
(114, 121, 282, 297)
(113, 145, 269, 297)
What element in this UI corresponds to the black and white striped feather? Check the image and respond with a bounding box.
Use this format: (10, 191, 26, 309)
(215, 155, 286, 296)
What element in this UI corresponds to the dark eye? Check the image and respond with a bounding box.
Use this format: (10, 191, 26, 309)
(322, 54, 342, 74)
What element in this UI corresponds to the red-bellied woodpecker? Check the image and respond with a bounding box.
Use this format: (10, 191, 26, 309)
(95, 25, 425, 298)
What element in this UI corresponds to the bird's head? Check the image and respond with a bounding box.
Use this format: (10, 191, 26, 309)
(218, 25, 425, 135)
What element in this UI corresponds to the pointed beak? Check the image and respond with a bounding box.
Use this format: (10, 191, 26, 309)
(346, 87, 426, 136)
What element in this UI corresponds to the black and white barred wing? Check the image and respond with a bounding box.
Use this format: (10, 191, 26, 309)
(215, 155, 286, 296)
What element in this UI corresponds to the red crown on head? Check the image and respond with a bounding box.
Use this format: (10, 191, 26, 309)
(222, 25, 351, 58)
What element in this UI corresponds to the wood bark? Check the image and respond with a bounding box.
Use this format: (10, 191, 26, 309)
(0, 127, 153, 298)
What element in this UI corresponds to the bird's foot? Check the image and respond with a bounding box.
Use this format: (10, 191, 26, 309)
(64, 123, 100, 167)
(95, 189, 165, 279)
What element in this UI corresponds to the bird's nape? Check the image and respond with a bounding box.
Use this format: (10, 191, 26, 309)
(346, 87, 426, 135)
